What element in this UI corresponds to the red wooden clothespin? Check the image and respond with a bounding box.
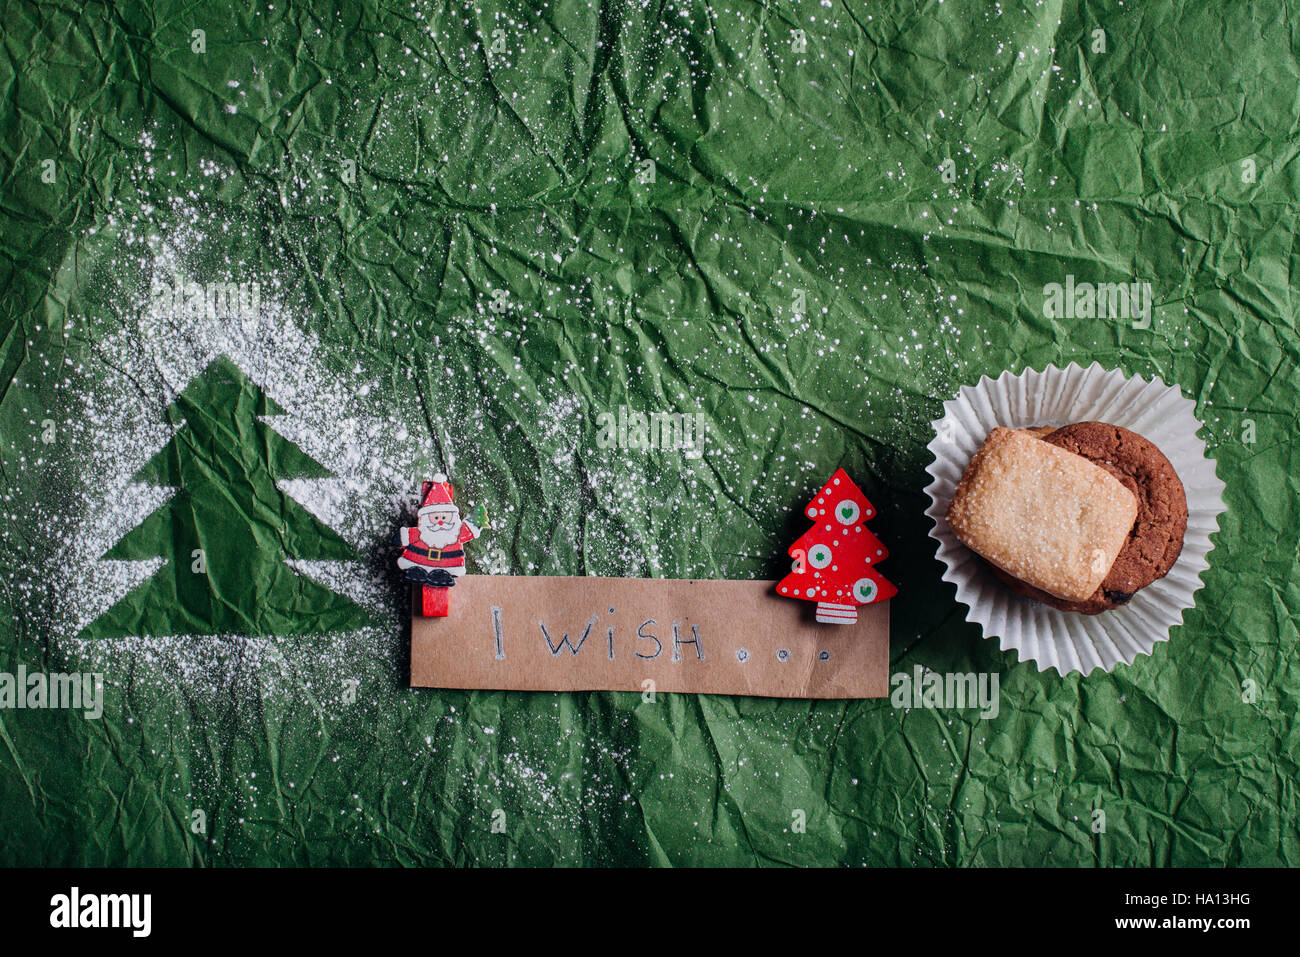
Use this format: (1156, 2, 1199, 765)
(396, 473, 488, 616)
(775, 467, 896, 624)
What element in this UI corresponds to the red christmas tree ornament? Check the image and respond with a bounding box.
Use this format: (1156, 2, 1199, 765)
(396, 474, 489, 617)
(775, 467, 897, 624)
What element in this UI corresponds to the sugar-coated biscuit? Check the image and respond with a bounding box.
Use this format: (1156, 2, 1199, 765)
(946, 428, 1138, 602)
(995, 421, 1187, 613)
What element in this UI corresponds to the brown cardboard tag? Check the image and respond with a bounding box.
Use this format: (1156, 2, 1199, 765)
(410, 576, 889, 698)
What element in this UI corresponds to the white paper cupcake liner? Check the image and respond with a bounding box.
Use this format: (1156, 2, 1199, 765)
(923, 362, 1226, 674)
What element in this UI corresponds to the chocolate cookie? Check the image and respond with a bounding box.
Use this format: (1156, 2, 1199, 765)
(994, 421, 1187, 614)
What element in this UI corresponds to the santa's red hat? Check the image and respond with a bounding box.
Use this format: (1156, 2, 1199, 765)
(419, 473, 458, 515)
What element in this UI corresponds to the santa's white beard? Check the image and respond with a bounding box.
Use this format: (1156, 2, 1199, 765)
(419, 520, 461, 548)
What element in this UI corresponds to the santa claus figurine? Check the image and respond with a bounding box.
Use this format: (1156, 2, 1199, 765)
(396, 474, 487, 596)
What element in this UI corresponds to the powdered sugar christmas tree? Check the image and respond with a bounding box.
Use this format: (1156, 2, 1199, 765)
(81, 355, 371, 639)
(776, 468, 897, 624)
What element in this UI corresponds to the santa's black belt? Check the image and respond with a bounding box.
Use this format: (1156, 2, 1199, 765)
(408, 546, 464, 560)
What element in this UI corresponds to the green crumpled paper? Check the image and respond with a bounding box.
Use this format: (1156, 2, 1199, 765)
(0, 0, 1296, 866)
